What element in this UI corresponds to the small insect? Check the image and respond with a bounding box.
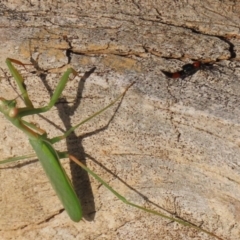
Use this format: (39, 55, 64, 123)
(162, 61, 204, 79)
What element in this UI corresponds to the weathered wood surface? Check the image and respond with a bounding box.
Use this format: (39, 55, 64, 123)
(0, 1, 240, 239)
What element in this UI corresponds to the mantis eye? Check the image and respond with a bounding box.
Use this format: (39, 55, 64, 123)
(9, 107, 18, 118)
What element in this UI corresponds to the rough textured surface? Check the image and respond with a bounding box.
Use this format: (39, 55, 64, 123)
(0, 1, 240, 240)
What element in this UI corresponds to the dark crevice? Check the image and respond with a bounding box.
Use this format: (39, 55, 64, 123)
(66, 49, 72, 64)
(45, 209, 65, 222)
(63, 35, 73, 64)
(187, 27, 236, 60)
(150, 13, 237, 62)
(218, 36, 236, 59)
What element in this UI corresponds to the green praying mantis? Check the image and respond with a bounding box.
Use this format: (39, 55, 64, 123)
(0, 58, 222, 239)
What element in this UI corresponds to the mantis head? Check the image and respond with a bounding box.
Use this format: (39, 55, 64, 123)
(0, 98, 18, 118)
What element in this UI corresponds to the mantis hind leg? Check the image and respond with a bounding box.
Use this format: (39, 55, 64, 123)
(68, 154, 222, 240)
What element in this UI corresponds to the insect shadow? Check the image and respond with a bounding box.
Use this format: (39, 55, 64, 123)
(29, 56, 169, 222)
(28, 56, 120, 221)
(2, 56, 132, 221)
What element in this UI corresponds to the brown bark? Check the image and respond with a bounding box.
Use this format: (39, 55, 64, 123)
(0, 1, 240, 239)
